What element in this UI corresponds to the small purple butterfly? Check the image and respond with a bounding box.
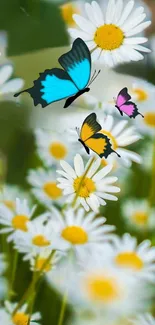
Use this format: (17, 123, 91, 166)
(114, 87, 144, 119)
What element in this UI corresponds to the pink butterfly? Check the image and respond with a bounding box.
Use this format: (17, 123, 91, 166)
(115, 87, 144, 119)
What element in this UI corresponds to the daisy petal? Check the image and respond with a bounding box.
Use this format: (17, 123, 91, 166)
(132, 44, 151, 53)
(106, 0, 116, 24)
(74, 154, 84, 176)
(60, 160, 76, 179)
(118, 0, 134, 27)
(73, 14, 96, 34)
(124, 37, 148, 45)
(92, 1, 104, 26)
(125, 21, 151, 37)
(0, 64, 13, 86)
(91, 48, 102, 62)
(93, 164, 112, 181)
(0, 78, 24, 94)
(68, 28, 92, 41)
(112, 120, 128, 137)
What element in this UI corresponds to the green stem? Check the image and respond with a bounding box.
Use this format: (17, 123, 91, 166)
(12, 250, 55, 316)
(57, 290, 68, 325)
(148, 136, 155, 207)
(9, 250, 18, 298)
(72, 156, 95, 208)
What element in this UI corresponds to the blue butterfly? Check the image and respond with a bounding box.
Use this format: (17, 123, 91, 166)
(14, 38, 100, 108)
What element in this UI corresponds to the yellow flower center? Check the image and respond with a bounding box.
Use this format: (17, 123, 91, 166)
(35, 257, 51, 272)
(12, 215, 29, 231)
(144, 113, 155, 127)
(86, 274, 120, 302)
(3, 200, 15, 210)
(132, 211, 148, 226)
(115, 252, 143, 271)
(73, 176, 96, 198)
(43, 182, 62, 199)
(12, 312, 29, 325)
(94, 24, 124, 50)
(49, 142, 67, 160)
(132, 88, 148, 102)
(60, 3, 80, 26)
(61, 226, 88, 244)
(100, 130, 118, 150)
(32, 235, 50, 247)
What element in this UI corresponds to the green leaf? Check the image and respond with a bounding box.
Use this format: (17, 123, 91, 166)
(0, 0, 69, 56)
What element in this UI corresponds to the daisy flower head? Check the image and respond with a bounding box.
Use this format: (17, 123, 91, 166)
(0, 64, 24, 99)
(98, 115, 142, 168)
(101, 233, 155, 282)
(0, 198, 36, 242)
(132, 314, 155, 325)
(122, 199, 155, 232)
(27, 168, 64, 208)
(69, 0, 151, 67)
(49, 207, 115, 256)
(0, 184, 30, 212)
(57, 154, 120, 213)
(14, 217, 68, 260)
(63, 254, 147, 316)
(35, 128, 74, 167)
(2, 301, 41, 325)
(30, 248, 63, 273)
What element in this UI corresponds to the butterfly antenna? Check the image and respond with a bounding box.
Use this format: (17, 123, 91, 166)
(113, 150, 121, 158)
(75, 127, 80, 136)
(88, 70, 96, 86)
(89, 70, 101, 86)
(139, 112, 144, 118)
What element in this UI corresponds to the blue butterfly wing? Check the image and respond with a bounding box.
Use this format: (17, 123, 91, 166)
(14, 68, 78, 107)
(59, 38, 91, 90)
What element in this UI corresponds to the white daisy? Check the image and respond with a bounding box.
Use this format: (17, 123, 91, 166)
(69, 0, 151, 67)
(48, 207, 115, 256)
(2, 301, 41, 325)
(35, 129, 74, 167)
(0, 198, 38, 242)
(0, 64, 24, 98)
(14, 217, 68, 260)
(100, 233, 155, 282)
(57, 154, 120, 213)
(59, 254, 147, 316)
(121, 199, 155, 231)
(27, 168, 64, 207)
(0, 184, 30, 212)
(98, 115, 142, 167)
(30, 248, 63, 273)
(132, 314, 155, 325)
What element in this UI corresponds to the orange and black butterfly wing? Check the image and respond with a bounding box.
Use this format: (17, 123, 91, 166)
(85, 133, 120, 158)
(80, 113, 102, 142)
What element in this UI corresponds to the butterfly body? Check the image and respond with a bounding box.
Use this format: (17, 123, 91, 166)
(14, 38, 95, 109)
(64, 87, 90, 108)
(115, 87, 144, 119)
(78, 113, 120, 159)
